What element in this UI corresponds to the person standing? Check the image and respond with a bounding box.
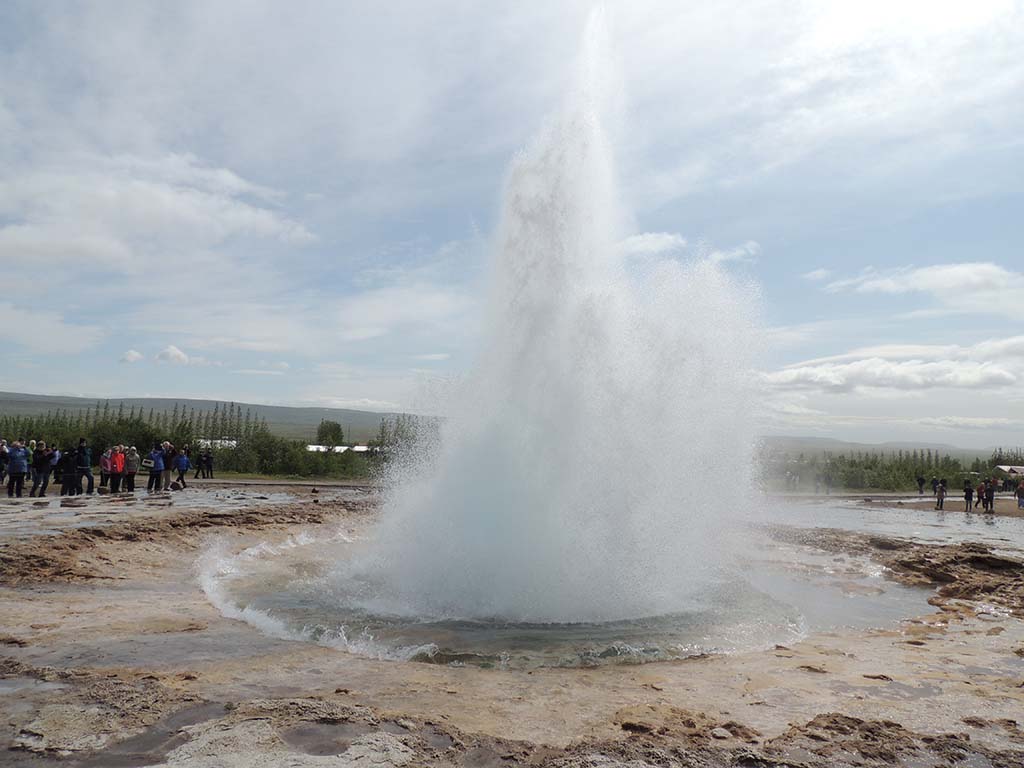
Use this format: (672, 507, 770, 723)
(29, 441, 52, 497)
(916, 475, 926, 495)
(935, 480, 946, 511)
(99, 447, 112, 488)
(930, 476, 939, 496)
(6, 439, 30, 498)
(75, 439, 94, 495)
(160, 442, 174, 491)
(173, 451, 191, 489)
(975, 480, 985, 510)
(49, 444, 62, 487)
(109, 445, 125, 493)
(59, 446, 78, 495)
(0, 439, 8, 485)
(963, 481, 974, 513)
(147, 443, 165, 493)
(205, 450, 214, 479)
(984, 479, 996, 513)
(125, 446, 140, 493)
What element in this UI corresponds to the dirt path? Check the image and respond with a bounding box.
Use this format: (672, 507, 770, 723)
(2, 491, 1023, 766)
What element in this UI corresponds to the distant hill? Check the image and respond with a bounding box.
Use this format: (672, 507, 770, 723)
(0, 391, 394, 443)
(761, 435, 990, 462)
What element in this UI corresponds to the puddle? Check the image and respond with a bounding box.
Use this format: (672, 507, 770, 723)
(276, 721, 373, 756)
(74, 701, 227, 768)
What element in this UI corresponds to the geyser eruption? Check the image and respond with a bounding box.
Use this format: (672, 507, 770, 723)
(364, 12, 761, 624)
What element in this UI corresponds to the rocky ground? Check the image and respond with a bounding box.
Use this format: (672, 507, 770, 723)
(2, 489, 1023, 767)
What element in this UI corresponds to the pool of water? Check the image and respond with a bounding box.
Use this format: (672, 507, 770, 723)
(202, 502, 941, 669)
(760, 497, 1024, 552)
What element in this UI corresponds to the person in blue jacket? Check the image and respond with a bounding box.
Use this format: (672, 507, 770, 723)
(146, 443, 165, 493)
(6, 439, 30, 498)
(173, 451, 191, 489)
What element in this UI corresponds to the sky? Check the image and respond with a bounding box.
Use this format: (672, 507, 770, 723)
(0, 1, 1022, 448)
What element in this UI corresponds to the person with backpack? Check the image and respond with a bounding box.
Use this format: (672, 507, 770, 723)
(146, 443, 165, 493)
(29, 441, 52, 497)
(6, 439, 30, 498)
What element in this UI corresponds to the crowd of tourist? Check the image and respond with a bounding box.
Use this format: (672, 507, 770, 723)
(918, 474, 1024, 512)
(0, 438, 215, 498)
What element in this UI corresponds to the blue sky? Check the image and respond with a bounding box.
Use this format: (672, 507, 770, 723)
(1, 1, 1022, 447)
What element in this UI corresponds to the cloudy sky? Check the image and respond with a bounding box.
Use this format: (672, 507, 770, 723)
(1, 1, 1022, 448)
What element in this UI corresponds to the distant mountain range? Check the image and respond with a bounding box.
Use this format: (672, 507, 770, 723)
(0, 391, 394, 443)
(761, 435, 992, 461)
(0, 392, 1005, 456)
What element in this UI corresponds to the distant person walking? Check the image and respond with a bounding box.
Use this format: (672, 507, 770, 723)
(125, 447, 140, 493)
(173, 452, 191, 489)
(6, 439, 29, 498)
(146, 443, 165, 493)
(75, 439, 94, 495)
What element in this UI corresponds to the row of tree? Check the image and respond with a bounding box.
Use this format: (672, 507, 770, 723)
(763, 446, 1024, 491)
(0, 403, 392, 479)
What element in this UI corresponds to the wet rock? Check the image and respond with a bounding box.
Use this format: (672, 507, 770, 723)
(13, 704, 115, 754)
(710, 727, 731, 740)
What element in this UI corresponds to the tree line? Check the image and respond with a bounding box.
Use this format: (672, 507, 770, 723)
(0, 402, 395, 479)
(763, 445, 1024, 492)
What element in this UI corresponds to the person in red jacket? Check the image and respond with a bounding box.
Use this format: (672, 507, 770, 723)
(109, 445, 126, 493)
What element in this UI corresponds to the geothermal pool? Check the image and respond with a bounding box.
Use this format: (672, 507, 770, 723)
(199, 500, 994, 669)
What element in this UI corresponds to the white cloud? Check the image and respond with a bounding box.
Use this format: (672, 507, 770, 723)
(231, 369, 285, 376)
(619, 232, 687, 256)
(709, 240, 760, 264)
(764, 357, 1017, 393)
(120, 349, 144, 363)
(764, 334, 1024, 404)
(825, 263, 1024, 320)
(155, 345, 189, 365)
(0, 302, 103, 354)
(413, 353, 451, 361)
(801, 268, 831, 281)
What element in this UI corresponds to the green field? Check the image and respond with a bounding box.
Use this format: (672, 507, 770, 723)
(0, 391, 394, 443)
